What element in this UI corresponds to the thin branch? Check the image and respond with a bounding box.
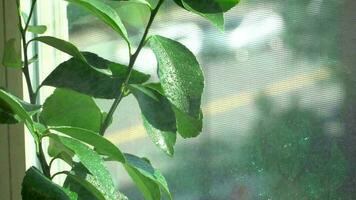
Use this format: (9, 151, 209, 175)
(19, 0, 51, 178)
(49, 156, 60, 170)
(99, 0, 165, 135)
(24, 0, 37, 32)
(37, 138, 51, 178)
(51, 171, 70, 180)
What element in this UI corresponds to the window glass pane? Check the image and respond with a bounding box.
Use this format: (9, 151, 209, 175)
(67, 0, 355, 199)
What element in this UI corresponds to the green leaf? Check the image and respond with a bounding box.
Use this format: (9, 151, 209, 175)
(0, 92, 41, 124)
(48, 137, 75, 165)
(64, 163, 102, 200)
(149, 35, 204, 138)
(174, 107, 203, 138)
(174, 0, 225, 30)
(0, 89, 35, 136)
(66, 0, 129, 44)
(42, 58, 120, 99)
(21, 167, 71, 200)
(124, 165, 161, 200)
(50, 135, 120, 200)
(41, 88, 103, 132)
(31, 36, 86, 62)
(125, 154, 172, 200)
(83, 52, 150, 84)
(2, 38, 22, 68)
(64, 172, 106, 200)
(18, 98, 41, 116)
(42, 52, 149, 99)
(111, 0, 152, 9)
(176, 0, 239, 13)
(28, 25, 47, 34)
(142, 116, 177, 156)
(196, 11, 224, 31)
(130, 84, 177, 156)
(50, 126, 126, 163)
(0, 108, 18, 123)
(63, 188, 78, 200)
(149, 35, 204, 118)
(64, 163, 129, 200)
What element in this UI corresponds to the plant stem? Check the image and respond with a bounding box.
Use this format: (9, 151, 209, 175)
(50, 171, 70, 180)
(49, 155, 59, 170)
(19, 0, 50, 178)
(24, 0, 38, 32)
(99, 0, 165, 135)
(21, 0, 38, 104)
(38, 142, 51, 178)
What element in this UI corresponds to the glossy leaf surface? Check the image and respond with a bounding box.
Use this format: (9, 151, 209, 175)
(64, 172, 106, 200)
(110, 0, 152, 9)
(66, 0, 129, 43)
(174, 0, 225, 30)
(149, 35, 204, 138)
(125, 154, 172, 200)
(0, 93, 41, 124)
(51, 135, 120, 200)
(0, 89, 35, 136)
(130, 84, 177, 156)
(175, 0, 239, 13)
(64, 163, 102, 200)
(22, 167, 71, 200)
(50, 126, 126, 163)
(174, 107, 203, 138)
(125, 165, 161, 200)
(41, 88, 102, 132)
(42, 52, 149, 99)
(31, 36, 86, 62)
(47, 137, 75, 165)
(149, 35, 204, 118)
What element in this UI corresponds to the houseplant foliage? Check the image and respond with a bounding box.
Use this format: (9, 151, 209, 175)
(1, 0, 240, 199)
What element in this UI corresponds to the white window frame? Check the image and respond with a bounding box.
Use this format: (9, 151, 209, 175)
(0, 1, 26, 199)
(35, 0, 70, 183)
(0, 1, 68, 199)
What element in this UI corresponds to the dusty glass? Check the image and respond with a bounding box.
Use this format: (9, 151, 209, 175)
(67, 0, 355, 199)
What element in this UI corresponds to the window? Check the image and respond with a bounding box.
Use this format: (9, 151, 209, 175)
(34, 0, 356, 199)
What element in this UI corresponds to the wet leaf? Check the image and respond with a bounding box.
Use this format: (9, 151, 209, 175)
(0, 93, 41, 124)
(0, 89, 35, 137)
(22, 167, 71, 200)
(130, 84, 177, 156)
(125, 154, 172, 200)
(64, 172, 106, 200)
(50, 135, 120, 200)
(173, 0, 225, 30)
(125, 165, 161, 200)
(181, 0, 239, 13)
(50, 126, 126, 163)
(149, 35, 204, 138)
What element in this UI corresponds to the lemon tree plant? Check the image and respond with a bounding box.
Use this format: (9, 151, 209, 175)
(1, 0, 240, 199)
